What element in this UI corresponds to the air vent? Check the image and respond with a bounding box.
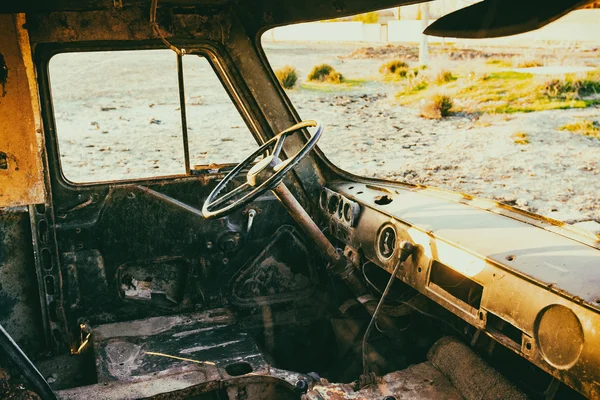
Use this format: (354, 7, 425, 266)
(429, 260, 483, 312)
(487, 313, 523, 351)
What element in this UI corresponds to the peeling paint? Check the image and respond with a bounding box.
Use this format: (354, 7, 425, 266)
(0, 14, 46, 207)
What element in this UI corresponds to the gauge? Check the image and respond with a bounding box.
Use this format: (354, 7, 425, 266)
(327, 195, 339, 215)
(378, 226, 396, 259)
(343, 203, 352, 222)
(319, 190, 328, 210)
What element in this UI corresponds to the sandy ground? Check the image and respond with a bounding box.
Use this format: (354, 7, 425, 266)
(49, 43, 600, 234)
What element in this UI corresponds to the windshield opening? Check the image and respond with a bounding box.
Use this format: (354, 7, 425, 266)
(261, 4, 600, 234)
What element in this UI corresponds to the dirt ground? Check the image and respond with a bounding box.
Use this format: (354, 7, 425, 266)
(49, 42, 600, 234)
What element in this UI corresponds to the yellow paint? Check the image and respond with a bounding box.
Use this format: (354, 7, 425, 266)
(0, 14, 46, 208)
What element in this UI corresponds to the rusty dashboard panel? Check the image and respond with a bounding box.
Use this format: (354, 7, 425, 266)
(0, 14, 46, 208)
(322, 181, 600, 399)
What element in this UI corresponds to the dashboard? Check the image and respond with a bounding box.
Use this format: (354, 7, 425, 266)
(319, 181, 600, 399)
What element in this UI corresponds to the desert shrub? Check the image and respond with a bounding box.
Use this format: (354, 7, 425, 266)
(516, 58, 544, 68)
(352, 11, 379, 23)
(541, 78, 575, 98)
(380, 60, 409, 77)
(512, 132, 530, 145)
(308, 64, 344, 84)
(577, 70, 600, 95)
(274, 65, 298, 89)
(435, 69, 457, 85)
(541, 74, 600, 99)
(420, 94, 453, 119)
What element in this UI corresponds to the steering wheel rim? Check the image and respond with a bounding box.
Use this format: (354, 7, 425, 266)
(201, 120, 323, 219)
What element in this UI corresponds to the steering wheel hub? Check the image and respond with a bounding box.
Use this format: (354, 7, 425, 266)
(201, 120, 323, 219)
(247, 155, 283, 187)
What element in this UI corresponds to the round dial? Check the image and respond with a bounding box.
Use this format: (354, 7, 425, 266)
(327, 195, 339, 215)
(378, 226, 396, 259)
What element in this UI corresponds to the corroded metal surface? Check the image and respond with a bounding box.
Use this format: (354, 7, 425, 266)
(0, 14, 46, 208)
(0, 211, 45, 355)
(93, 309, 269, 383)
(305, 362, 462, 400)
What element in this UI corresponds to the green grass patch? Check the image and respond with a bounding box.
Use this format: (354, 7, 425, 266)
(482, 71, 534, 80)
(396, 68, 600, 115)
(559, 119, 600, 138)
(300, 79, 366, 92)
(485, 59, 513, 68)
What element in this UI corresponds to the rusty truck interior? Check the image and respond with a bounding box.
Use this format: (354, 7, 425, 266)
(0, 0, 599, 399)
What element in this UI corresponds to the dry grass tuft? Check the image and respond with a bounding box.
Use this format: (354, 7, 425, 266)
(274, 65, 298, 89)
(380, 60, 410, 78)
(516, 58, 544, 68)
(420, 94, 453, 119)
(435, 69, 457, 85)
(512, 132, 530, 145)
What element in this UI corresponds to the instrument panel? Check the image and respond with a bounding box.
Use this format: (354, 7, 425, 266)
(319, 182, 600, 399)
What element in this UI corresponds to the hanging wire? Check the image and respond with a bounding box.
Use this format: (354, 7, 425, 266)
(150, 0, 185, 55)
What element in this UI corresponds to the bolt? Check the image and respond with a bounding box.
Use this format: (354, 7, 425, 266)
(206, 241, 213, 249)
(294, 379, 308, 394)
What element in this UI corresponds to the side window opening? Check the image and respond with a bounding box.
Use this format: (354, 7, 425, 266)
(49, 49, 258, 184)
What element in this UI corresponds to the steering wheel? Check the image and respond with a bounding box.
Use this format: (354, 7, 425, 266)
(202, 120, 323, 219)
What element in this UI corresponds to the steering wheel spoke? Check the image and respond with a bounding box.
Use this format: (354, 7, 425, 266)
(209, 181, 251, 209)
(272, 134, 286, 158)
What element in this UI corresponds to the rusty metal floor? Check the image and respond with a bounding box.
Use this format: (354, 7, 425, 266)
(55, 309, 468, 399)
(92, 308, 268, 384)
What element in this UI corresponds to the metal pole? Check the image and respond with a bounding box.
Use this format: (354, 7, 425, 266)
(271, 183, 341, 264)
(419, 3, 430, 67)
(176, 54, 191, 175)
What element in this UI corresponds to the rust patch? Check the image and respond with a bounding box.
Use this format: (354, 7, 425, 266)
(0, 152, 7, 169)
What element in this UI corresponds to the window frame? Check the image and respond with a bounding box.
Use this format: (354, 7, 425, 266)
(37, 41, 267, 188)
